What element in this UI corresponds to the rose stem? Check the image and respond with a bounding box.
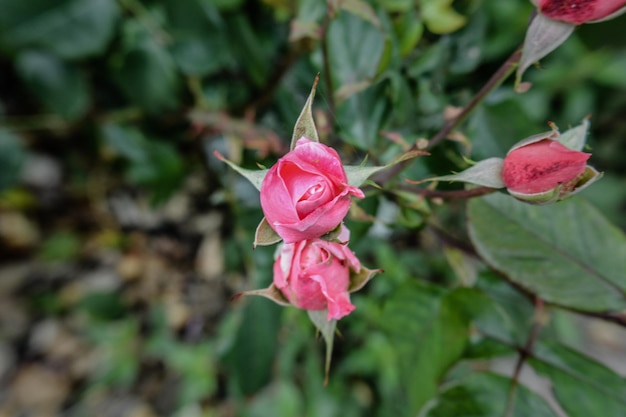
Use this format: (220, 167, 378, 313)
(372, 45, 523, 187)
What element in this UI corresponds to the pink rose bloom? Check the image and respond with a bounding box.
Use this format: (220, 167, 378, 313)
(502, 139, 590, 195)
(260, 138, 364, 243)
(536, 0, 626, 24)
(273, 239, 361, 321)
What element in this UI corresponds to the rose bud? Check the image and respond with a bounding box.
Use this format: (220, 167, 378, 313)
(273, 239, 361, 321)
(502, 138, 596, 204)
(260, 137, 364, 243)
(516, 0, 626, 91)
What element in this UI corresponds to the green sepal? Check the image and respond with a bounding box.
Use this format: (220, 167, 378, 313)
(558, 117, 591, 151)
(507, 186, 561, 205)
(507, 118, 590, 154)
(233, 283, 291, 307)
(413, 157, 506, 189)
(307, 309, 337, 386)
(213, 150, 268, 192)
(253, 217, 282, 248)
(506, 128, 559, 154)
(291, 74, 320, 149)
(507, 166, 603, 205)
(345, 149, 429, 187)
(515, 12, 575, 92)
(348, 265, 382, 293)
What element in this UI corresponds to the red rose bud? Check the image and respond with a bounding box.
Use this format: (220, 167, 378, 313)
(516, 0, 626, 91)
(260, 138, 364, 243)
(273, 239, 361, 321)
(502, 139, 592, 203)
(537, 0, 626, 24)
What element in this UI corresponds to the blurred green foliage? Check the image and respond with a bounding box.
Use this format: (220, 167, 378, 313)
(1, 0, 626, 416)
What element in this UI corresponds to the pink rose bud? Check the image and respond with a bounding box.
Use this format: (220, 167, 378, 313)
(537, 0, 626, 25)
(273, 239, 361, 321)
(502, 139, 590, 200)
(260, 138, 364, 243)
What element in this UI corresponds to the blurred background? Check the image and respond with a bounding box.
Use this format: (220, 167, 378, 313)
(1, 0, 626, 416)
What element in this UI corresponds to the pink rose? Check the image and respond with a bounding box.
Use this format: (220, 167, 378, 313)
(536, 0, 626, 25)
(260, 138, 364, 243)
(503, 139, 590, 197)
(273, 239, 361, 321)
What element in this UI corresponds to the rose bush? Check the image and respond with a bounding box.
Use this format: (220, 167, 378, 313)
(502, 138, 593, 203)
(260, 137, 364, 243)
(273, 238, 361, 321)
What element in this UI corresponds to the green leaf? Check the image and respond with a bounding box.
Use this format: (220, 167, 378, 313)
(291, 75, 320, 149)
(336, 83, 388, 149)
(164, 0, 235, 77)
(245, 380, 304, 417)
(473, 273, 537, 346)
(0, 130, 26, 192)
(530, 340, 626, 417)
(336, 0, 381, 29)
(468, 193, 626, 311)
(15, 50, 89, 120)
(468, 96, 544, 160)
(449, 9, 487, 74)
(88, 321, 138, 388)
(382, 282, 469, 414)
(100, 124, 185, 204)
(79, 292, 127, 321)
(100, 123, 146, 161)
(392, 12, 424, 57)
(445, 287, 519, 347)
(38, 231, 81, 262)
(422, 372, 558, 417)
(112, 24, 181, 113)
(421, 0, 467, 35)
(307, 309, 337, 386)
(0, 0, 119, 59)
(327, 10, 385, 86)
(224, 296, 282, 395)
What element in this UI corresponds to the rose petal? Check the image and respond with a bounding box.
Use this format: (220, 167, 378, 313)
(538, 0, 626, 24)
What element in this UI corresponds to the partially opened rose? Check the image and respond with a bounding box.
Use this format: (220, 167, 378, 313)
(260, 137, 364, 243)
(502, 138, 595, 203)
(273, 238, 361, 321)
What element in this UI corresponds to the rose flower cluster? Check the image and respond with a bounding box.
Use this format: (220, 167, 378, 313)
(259, 137, 369, 321)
